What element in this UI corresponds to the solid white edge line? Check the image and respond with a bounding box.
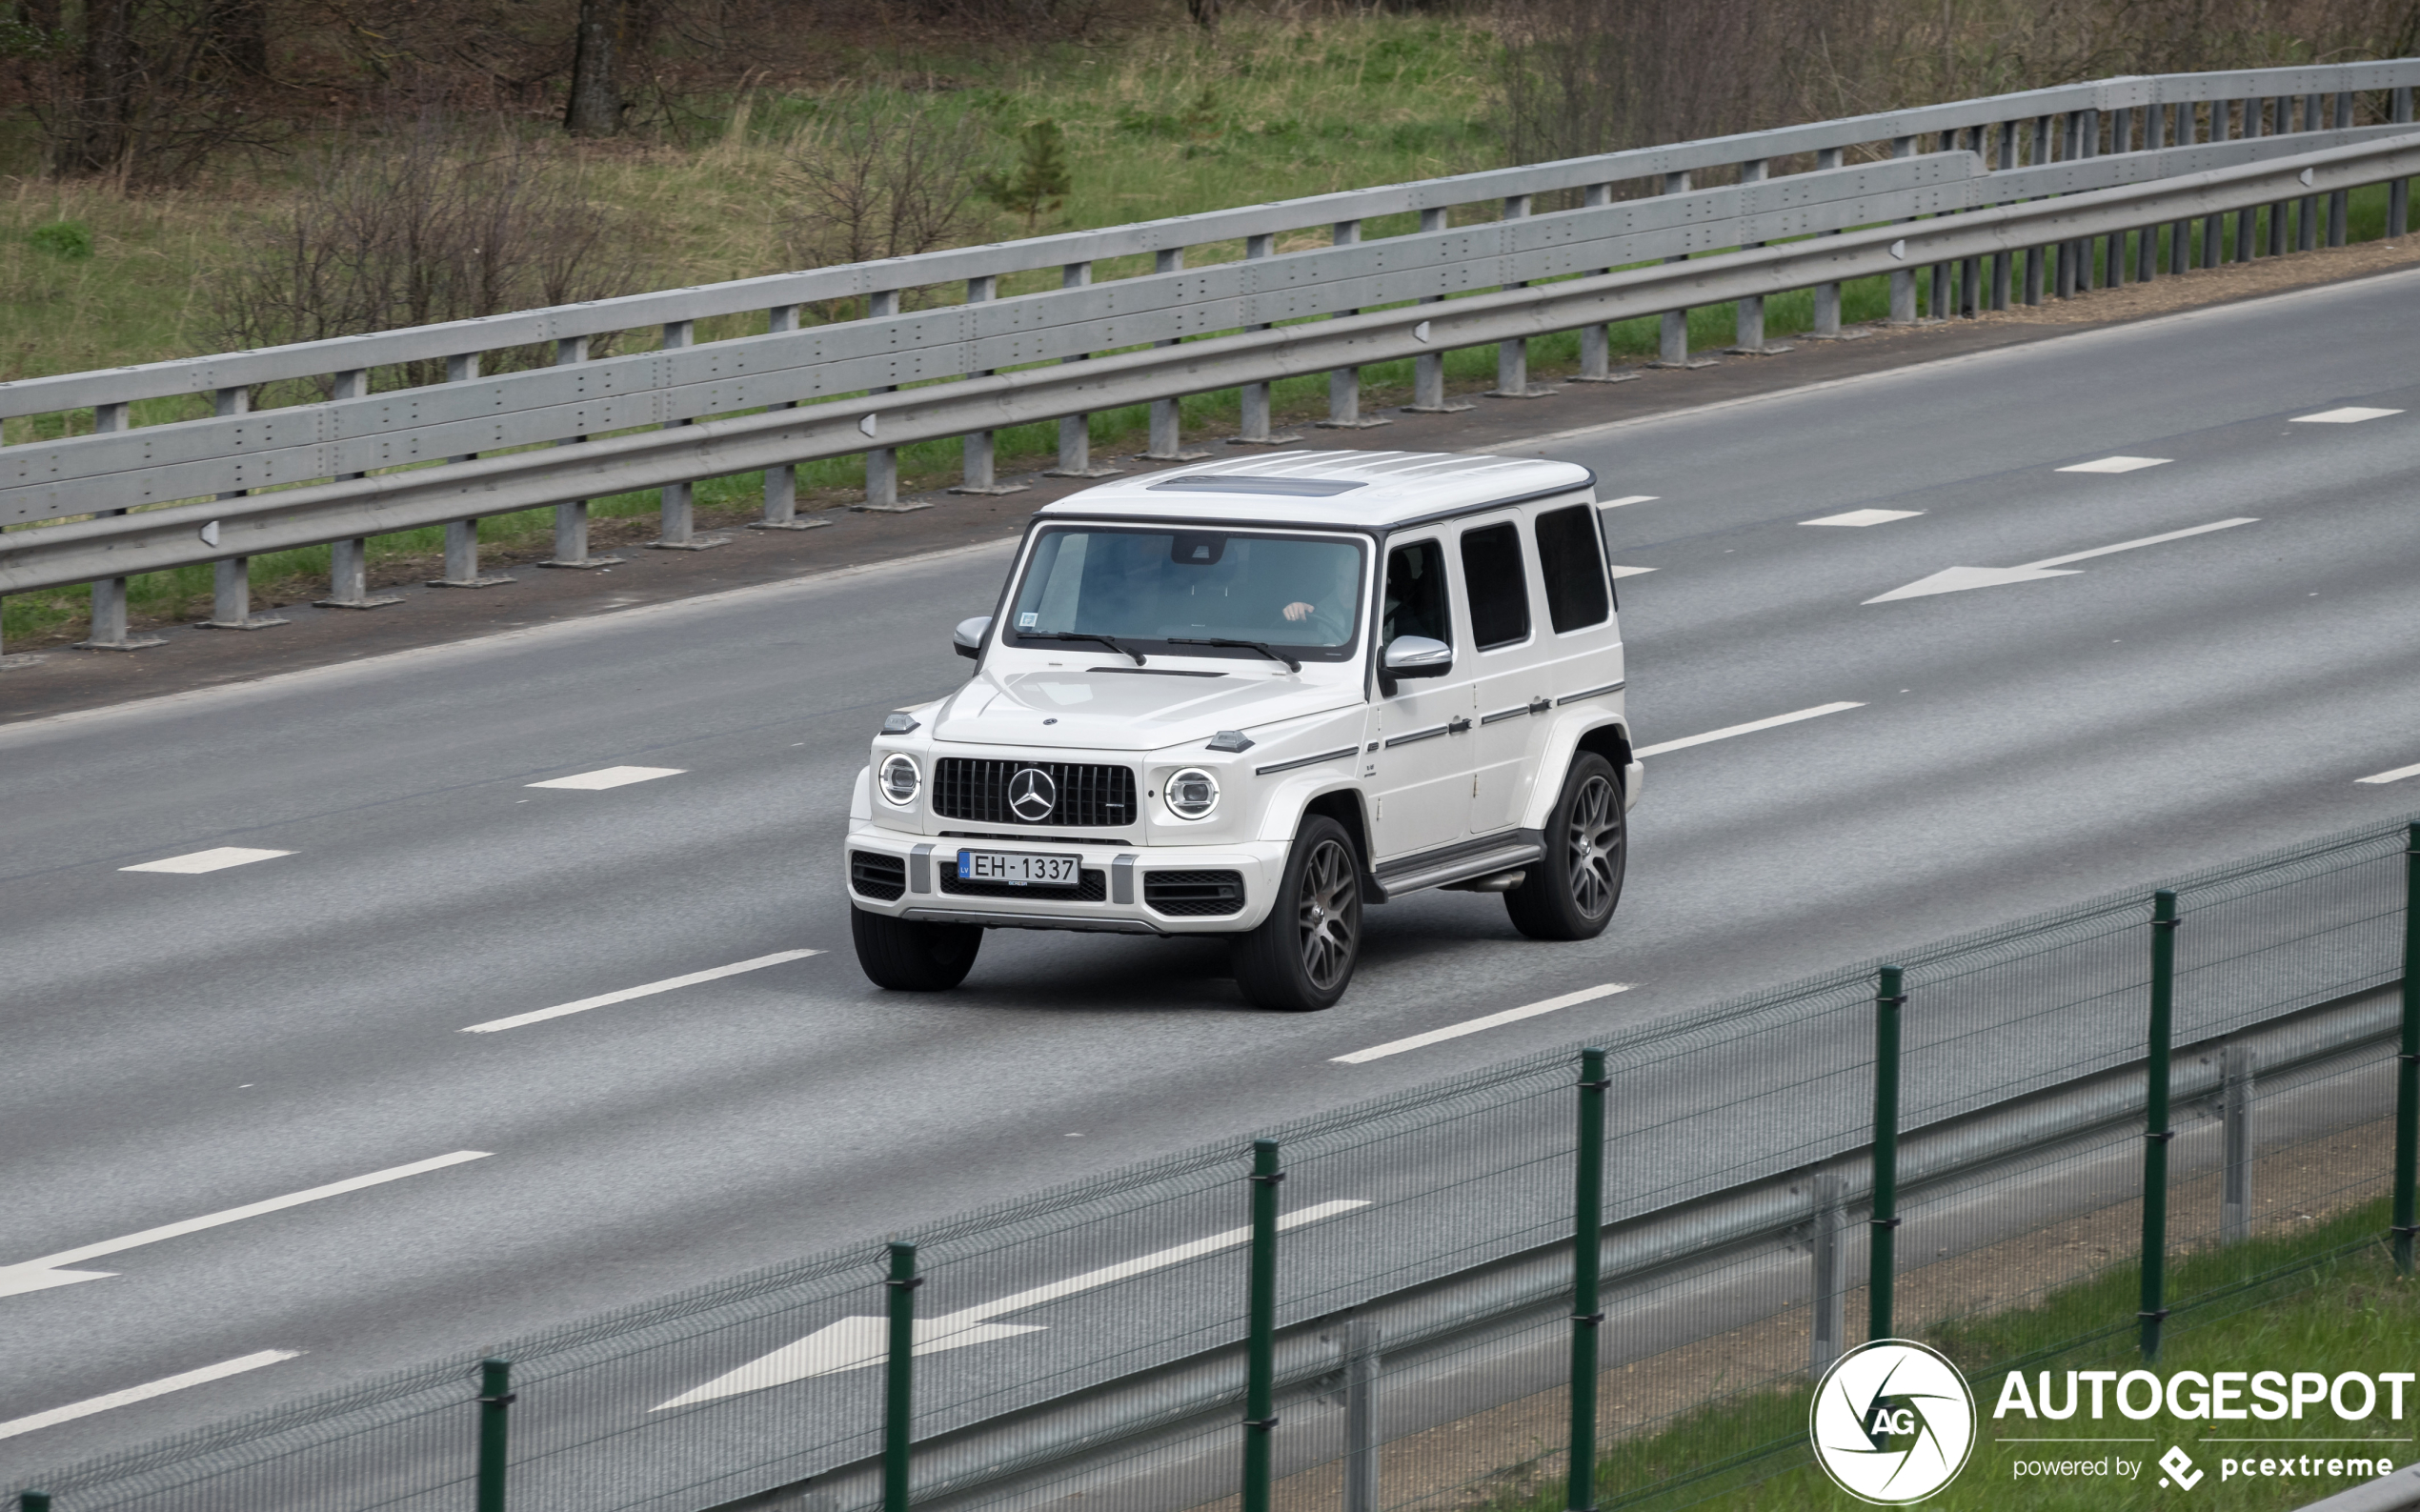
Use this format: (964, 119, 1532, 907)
(1633, 701, 1865, 759)
(1332, 984, 1632, 1065)
(0, 1351, 301, 1441)
(21, 1151, 494, 1272)
(2356, 761, 2420, 785)
(462, 949, 824, 1033)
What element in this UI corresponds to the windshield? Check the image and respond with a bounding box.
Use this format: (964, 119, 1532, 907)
(1003, 527, 1367, 662)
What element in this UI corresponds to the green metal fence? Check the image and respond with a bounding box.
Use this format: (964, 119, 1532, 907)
(13, 816, 2414, 1512)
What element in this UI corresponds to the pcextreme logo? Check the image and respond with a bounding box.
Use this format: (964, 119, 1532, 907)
(1810, 1339, 1979, 1503)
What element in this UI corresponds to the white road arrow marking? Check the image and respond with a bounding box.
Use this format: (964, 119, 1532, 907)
(0, 1152, 491, 1300)
(655, 1199, 1371, 1409)
(1865, 518, 2256, 604)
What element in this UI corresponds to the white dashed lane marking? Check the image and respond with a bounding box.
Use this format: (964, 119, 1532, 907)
(2057, 455, 2172, 474)
(1633, 702, 1865, 758)
(2356, 761, 2420, 786)
(1607, 565, 1656, 579)
(1599, 494, 1660, 508)
(0, 1352, 301, 1441)
(2291, 407, 2402, 424)
(461, 949, 824, 1033)
(1804, 509, 1925, 527)
(120, 847, 292, 875)
(1332, 984, 1633, 1064)
(527, 766, 685, 791)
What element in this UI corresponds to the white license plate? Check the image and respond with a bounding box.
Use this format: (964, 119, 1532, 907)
(958, 849, 1081, 887)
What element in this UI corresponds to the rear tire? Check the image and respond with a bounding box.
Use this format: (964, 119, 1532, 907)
(852, 907, 983, 990)
(1503, 752, 1624, 941)
(1231, 816, 1361, 1012)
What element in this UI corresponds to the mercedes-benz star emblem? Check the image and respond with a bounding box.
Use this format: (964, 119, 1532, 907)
(1008, 767, 1057, 823)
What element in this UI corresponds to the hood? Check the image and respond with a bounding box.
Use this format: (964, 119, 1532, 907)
(934, 668, 1360, 751)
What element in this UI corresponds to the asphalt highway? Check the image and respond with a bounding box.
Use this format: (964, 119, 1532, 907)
(4, 269, 2419, 1483)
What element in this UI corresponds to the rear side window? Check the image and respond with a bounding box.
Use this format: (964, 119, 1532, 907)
(1460, 522, 1531, 651)
(1534, 505, 1611, 632)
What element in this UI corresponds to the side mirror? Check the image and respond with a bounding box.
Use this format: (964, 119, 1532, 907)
(1381, 635, 1452, 679)
(954, 615, 992, 661)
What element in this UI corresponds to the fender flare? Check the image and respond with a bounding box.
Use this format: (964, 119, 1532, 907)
(1520, 715, 1636, 830)
(1255, 776, 1375, 874)
(850, 765, 872, 823)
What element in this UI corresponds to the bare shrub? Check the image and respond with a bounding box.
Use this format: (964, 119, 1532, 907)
(210, 111, 643, 389)
(776, 97, 989, 305)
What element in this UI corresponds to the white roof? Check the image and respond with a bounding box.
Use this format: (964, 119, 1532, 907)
(1035, 451, 1595, 531)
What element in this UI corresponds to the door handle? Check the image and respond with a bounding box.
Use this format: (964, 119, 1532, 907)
(1447, 716, 1472, 735)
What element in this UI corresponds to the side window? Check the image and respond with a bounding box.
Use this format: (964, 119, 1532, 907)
(1382, 540, 1450, 647)
(1534, 504, 1611, 633)
(1460, 521, 1531, 651)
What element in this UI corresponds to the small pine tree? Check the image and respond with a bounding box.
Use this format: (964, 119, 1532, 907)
(977, 120, 1073, 233)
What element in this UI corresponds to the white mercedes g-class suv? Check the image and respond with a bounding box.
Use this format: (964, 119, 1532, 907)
(844, 451, 1641, 1011)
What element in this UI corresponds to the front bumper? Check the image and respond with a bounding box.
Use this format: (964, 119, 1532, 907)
(845, 826, 1289, 935)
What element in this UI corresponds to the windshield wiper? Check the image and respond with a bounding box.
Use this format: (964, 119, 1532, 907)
(1031, 631, 1145, 665)
(1168, 637, 1301, 673)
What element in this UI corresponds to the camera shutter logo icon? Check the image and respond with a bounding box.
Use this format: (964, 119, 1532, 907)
(1808, 1340, 1977, 1504)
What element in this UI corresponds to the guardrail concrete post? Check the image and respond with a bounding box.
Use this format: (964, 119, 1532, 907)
(75, 401, 162, 651)
(654, 319, 729, 546)
(1242, 1139, 1282, 1512)
(1404, 210, 1473, 414)
(2392, 88, 2414, 239)
(1572, 184, 1643, 378)
(2080, 108, 2104, 291)
(317, 369, 409, 602)
(2107, 110, 2134, 289)
(885, 1240, 920, 1512)
(434, 353, 513, 588)
(2027, 116, 2051, 304)
(1805, 149, 1869, 340)
(1047, 264, 1123, 478)
(536, 338, 626, 567)
(2329, 92, 2353, 246)
(1726, 161, 1794, 353)
(202, 384, 287, 631)
(1487, 196, 1555, 397)
(2221, 1043, 2255, 1245)
(1992, 123, 2017, 309)
(1234, 236, 1301, 447)
(476, 1357, 513, 1512)
(856, 294, 913, 508)
(1139, 253, 1209, 462)
(2204, 103, 2232, 267)
(754, 305, 828, 527)
(1319, 221, 1391, 429)
(2170, 104, 2196, 275)
(1888, 138, 1921, 322)
(1650, 172, 1716, 368)
(2136, 101, 2164, 282)
(1870, 964, 1904, 1341)
(953, 277, 1038, 488)
(2141, 890, 2179, 1362)
(1341, 1319, 1381, 1512)
(2299, 94, 2324, 252)
(2234, 98, 2261, 262)
(2396, 821, 2420, 1275)
(1810, 1171, 1845, 1374)
(1569, 1048, 1607, 1512)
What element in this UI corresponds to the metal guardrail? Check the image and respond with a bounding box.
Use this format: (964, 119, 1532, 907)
(0, 63, 2414, 642)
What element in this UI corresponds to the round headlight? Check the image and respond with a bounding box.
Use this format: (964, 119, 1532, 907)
(878, 753, 921, 806)
(1164, 767, 1220, 820)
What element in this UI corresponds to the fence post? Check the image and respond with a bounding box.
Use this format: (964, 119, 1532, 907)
(200, 384, 286, 631)
(1241, 1139, 1281, 1512)
(2141, 890, 2179, 1362)
(856, 293, 913, 510)
(1319, 221, 1391, 429)
(76, 400, 163, 650)
(1887, 138, 1920, 322)
(1233, 237, 1301, 446)
(885, 1240, 920, 1512)
(434, 353, 512, 588)
(476, 1357, 513, 1512)
(1569, 1047, 1608, 1512)
(2328, 92, 2351, 247)
(1046, 263, 1122, 479)
(535, 338, 628, 567)
(1404, 210, 1472, 414)
(753, 305, 829, 526)
(1486, 196, 1554, 398)
(2027, 116, 2051, 304)
(2221, 1043, 2255, 1245)
(1870, 965, 1905, 1342)
(2396, 822, 2420, 1275)
(1572, 184, 1640, 379)
(1726, 161, 1792, 354)
(1810, 1171, 1845, 1374)
(1341, 1319, 1381, 1512)
(2391, 88, 2414, 241)
(21, 1492, 50, 1512)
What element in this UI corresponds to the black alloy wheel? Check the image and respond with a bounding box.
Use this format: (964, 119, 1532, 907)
(1233, 815, 1362, 1011)
(1503, 751, 1624, 941)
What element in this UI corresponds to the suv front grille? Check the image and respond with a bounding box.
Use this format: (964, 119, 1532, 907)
(941, 863, 1108, 901)
(1144, 870, 1246, 917)
(932, 759, 1136, 828)
(850, 851, 907, 901)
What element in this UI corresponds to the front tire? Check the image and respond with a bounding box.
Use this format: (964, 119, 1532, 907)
(1231, 816, 1361, 1012)
(1503, 752, 1624, 941)
(852, 907, 983, 990)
